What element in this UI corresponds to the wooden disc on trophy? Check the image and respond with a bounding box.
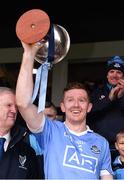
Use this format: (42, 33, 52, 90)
(16, 9, 50, 44)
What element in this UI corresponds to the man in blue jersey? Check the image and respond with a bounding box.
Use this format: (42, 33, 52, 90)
(16, 41, 113, 179)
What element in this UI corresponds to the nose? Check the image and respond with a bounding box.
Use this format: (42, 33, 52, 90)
(114, 71, 118, 75)
(11, 105, 17, 113)
(74, 100, 79, 107)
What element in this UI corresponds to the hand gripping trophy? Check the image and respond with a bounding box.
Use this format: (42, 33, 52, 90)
(16, 9, 70, 112)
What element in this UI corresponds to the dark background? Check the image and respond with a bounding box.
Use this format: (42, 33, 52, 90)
(0, 1, 124, 48)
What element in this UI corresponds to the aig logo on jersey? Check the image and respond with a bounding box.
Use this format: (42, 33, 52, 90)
(63, 145, 98, 173)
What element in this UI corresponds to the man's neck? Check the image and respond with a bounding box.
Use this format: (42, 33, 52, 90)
(0, 128, 9, 136)
(64, 120, 87, 133)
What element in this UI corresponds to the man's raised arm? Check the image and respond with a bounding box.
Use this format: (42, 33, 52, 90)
(16, 42, 44, 131)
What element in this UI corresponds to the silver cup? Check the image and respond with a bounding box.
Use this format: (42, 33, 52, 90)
(35, 24, 70, 64)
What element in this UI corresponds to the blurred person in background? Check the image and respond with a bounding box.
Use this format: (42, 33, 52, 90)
(0, 87, 41, 179)
(112, 130, 124, 179)
(88, 56, 124, 161)
(44, 101, 57, 120)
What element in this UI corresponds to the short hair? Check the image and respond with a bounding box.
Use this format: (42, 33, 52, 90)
(0, 87, 15, 94)
(63, 82, 91, 101)
(116, 130, 124, 141)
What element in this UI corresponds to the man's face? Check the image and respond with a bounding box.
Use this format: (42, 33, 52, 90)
(44, 107, 56, 120)
(60, 89, 92, 124)
(107, 69, 124, 86)
(0, 92, 17, 130)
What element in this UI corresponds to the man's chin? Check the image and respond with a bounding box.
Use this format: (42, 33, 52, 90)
(111, 81, 118, 86)
(8, 118, 16, 125)
(71, 118, 82, 123)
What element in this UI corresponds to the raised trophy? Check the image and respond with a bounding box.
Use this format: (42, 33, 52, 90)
(16, 9, 70, 112)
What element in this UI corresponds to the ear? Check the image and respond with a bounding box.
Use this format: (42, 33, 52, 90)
(115, 142, 118, 150)
(60, 102, 65, 113)
(87, 103, 92, 113)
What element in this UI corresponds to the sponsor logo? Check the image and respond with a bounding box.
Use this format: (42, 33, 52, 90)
(63, 145, 98, 173)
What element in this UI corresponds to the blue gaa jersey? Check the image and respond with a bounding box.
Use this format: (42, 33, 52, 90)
(34, 118, 113, 179)
(113, 156, 124, 179)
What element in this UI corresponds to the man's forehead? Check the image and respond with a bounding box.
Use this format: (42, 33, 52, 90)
(108, 69, 124, 75)
(45, 107, 55, 113)
(0, 92, 15, 102)
(65, 89, 88, 95)
(0, 91, 14, 97)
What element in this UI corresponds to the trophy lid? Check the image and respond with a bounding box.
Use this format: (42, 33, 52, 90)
(16, 9, 50, 44)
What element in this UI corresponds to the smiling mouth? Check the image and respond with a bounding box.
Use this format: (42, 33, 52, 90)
(8, 116, 16, 120)
(71, 110, 81, 115)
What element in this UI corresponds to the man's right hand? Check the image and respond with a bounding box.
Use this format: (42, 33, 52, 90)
(109, 86, 120, 101)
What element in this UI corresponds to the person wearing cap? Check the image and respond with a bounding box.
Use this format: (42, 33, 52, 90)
(88, 56, 124, 161)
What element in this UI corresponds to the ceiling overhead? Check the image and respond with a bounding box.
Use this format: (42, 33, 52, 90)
(0, 2, 124, 48)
